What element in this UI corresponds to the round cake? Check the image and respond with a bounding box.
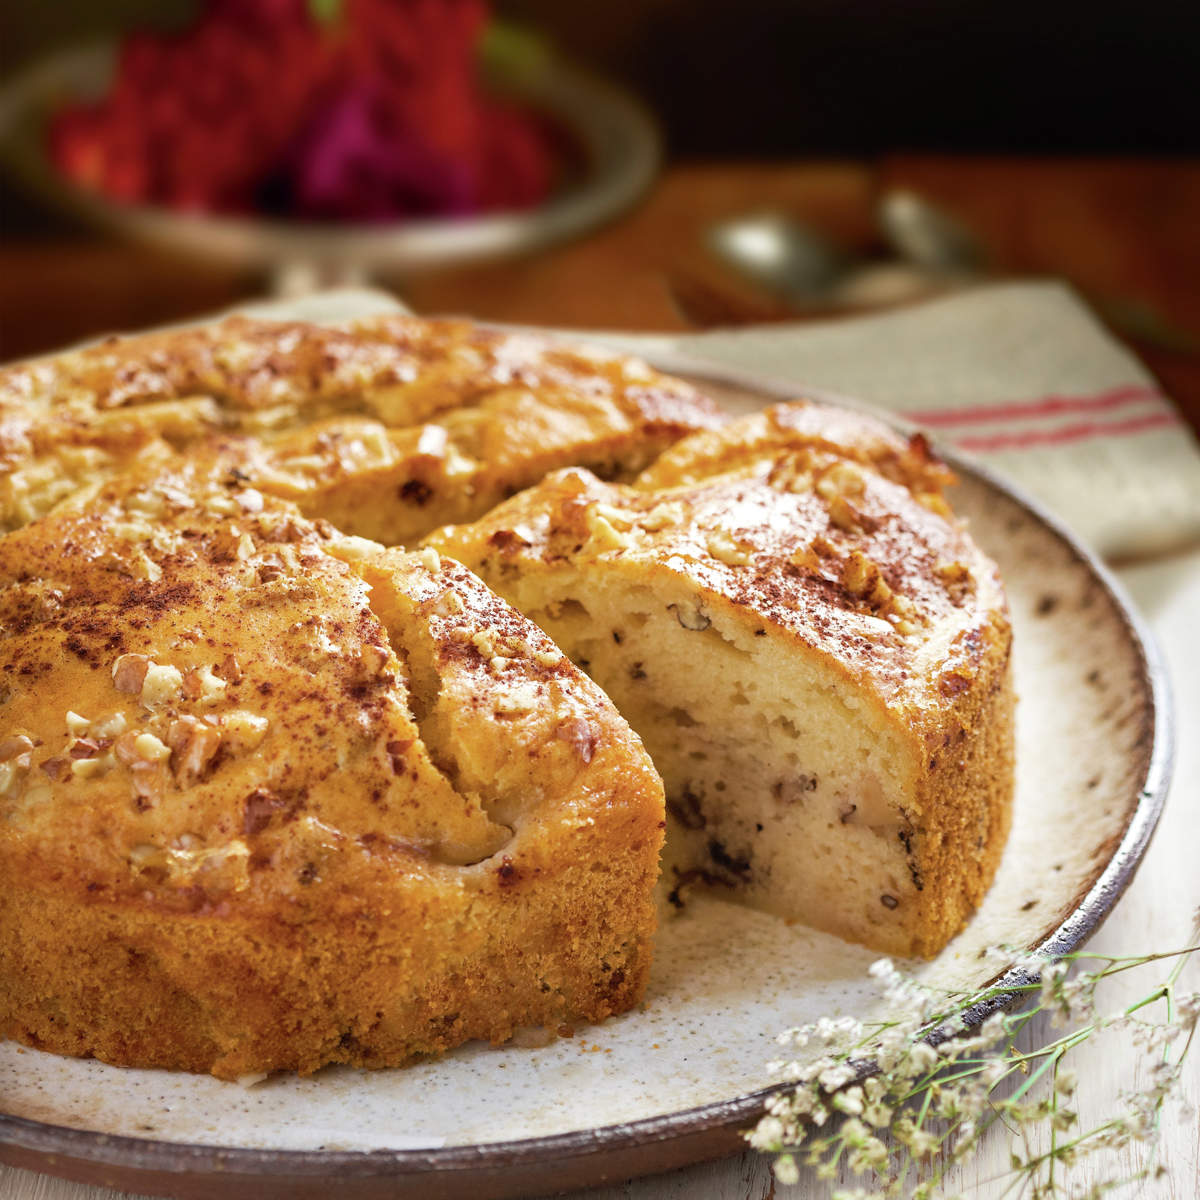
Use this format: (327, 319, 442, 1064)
(0, 314, 1014, 1077)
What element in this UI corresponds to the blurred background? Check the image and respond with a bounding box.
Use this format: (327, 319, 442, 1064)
(1, 0, 1198, 429)
(6, 1, 1200, 156)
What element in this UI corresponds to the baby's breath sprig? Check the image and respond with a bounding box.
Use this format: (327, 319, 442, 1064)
(747, 935, 1199, 1199)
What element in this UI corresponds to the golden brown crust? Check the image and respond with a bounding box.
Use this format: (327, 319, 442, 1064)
(0, 315, 723, 540)
(434, 406, 1009, 739)
(427, 402, 1015, 957)
(0, 312, 1015, 1076)
(0, 458, 664, 1077)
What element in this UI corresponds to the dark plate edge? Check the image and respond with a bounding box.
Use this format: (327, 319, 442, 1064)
(0, 355, 1175, 1199)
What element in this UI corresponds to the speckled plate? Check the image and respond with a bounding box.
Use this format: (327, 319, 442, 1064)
(0, 354, 1172, 1200)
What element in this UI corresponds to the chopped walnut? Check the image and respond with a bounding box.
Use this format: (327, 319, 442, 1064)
(816, 461, 866, 500)
(416, 547, 441, 573)
(234, 488, 264, 513)
(556, 717, 599, 763)
(141, 663, 184, 708)
(131, 551, 163, 583)
(432, 589, 465, 617)
(112, 653, 151, 694)
(67, 736, 104, 760)
(635, 500, 685, 532)
(415, 424, 448, 458)
(360, 642, 390, 676)
(706, 529, 752, 567)
(887, 593, 921, 636)
(840, 553, 894, 610)
(113, 732, 143, 766)
(70, 752, 117, 780)
(39, 757, 69, 781)
(167, 717, 222, 786)
(65, 711, 91, 737)
(827, 494, 862, 533)
(842, 550, 879, 598)
(915, 491, 952, 519)
(134, 732, 171, 763)
(327, 533, 378, 562)
(494, 680, 543, 714)
(789, 543, 821, 572)
(221, 710, 269, 752)
(591, 502, 636, 531)
(192, 664, 228, 705)
(667, 602, 712, 631)
(585, 507, 633, 552)
(92, 712, 129, 739)
(935, 560, 975, 604)
(767, 454, 815, 494)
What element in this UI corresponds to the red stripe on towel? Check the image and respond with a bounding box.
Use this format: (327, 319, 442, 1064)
(953, 410, 1182, 453)
(904, 384, 1167, 428)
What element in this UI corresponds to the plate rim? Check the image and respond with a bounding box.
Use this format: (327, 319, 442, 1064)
(0, 355, 1175, 1196)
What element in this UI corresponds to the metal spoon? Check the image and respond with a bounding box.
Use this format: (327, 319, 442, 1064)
(877, 189, 985, 275)
(707, 199, 979, 313)
(705, 211, 855, 307)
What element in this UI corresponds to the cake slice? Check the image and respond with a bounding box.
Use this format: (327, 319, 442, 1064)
(0, 458, 664, 1078)
(0, 315, 722, 541)
(427, 403, 1015, 958)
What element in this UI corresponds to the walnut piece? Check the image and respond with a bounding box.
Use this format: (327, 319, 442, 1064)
(141, 663, 184, 708)
(112, 653, 151, 694)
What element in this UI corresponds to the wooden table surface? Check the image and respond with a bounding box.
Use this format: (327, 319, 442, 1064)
(3, 156, 1200, 436)
(2, 159, 1199, 1200)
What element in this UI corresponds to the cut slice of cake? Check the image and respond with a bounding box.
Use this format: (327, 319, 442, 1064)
(427, 403, 1015, 958)
(0, 458, 664, 1078)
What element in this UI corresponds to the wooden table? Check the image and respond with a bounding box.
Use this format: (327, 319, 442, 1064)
(3, 157, 1200, 437)
(2, 160, 1199, 1200)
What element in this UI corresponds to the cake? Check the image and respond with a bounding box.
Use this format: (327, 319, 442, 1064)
(426, 403, 1015, 958)
(0, 313, 1014, 1080)
(0, 313, 723, 542)
(0, 457, 664, 1078)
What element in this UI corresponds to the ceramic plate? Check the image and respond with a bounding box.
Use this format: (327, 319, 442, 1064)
(0, 357, 1171, 1200)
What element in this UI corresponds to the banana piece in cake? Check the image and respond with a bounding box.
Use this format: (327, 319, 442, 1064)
(0, 459, 664, 1078)
(0, 314, 722, 541)
(426, 403, 1015, 958)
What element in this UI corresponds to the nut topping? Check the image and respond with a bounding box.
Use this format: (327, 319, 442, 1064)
(112, 653, 151, 694)
(0, 735, 35, 765)
(141, 663, 184, 708)
(167, 716, 222, 786)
